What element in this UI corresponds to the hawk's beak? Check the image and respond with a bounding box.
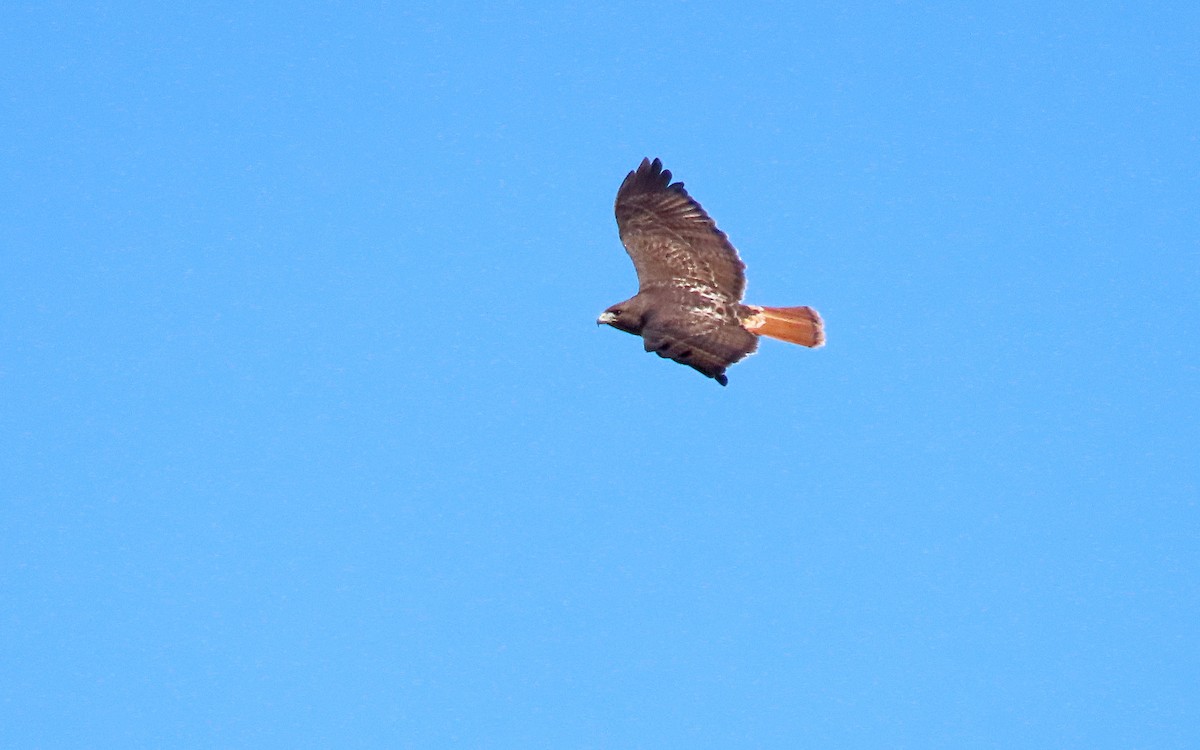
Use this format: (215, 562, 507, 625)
(597, 311, 617, 326)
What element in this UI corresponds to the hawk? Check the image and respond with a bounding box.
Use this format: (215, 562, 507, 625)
(598, 157, 824, 385)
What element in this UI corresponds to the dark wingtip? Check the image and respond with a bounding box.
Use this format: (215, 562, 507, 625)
(637, 157, 662, 173)
(619, 157, 682, 199)
(715, 373, 728, 386)
(640, 156, 669, 184)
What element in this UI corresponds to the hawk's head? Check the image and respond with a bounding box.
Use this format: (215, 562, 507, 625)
(597, 301, 646, 335)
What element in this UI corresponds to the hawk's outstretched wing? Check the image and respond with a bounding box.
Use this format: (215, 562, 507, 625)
(640, 312, 759, 386)
(614, 158, 747, 303)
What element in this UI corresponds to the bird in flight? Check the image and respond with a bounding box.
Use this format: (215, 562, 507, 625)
(598, 158, 824, 385)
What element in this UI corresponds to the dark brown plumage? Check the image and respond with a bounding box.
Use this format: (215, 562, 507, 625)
(599, 158, 824, 385)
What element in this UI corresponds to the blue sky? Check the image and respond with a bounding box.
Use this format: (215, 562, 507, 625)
(3, 2, 1198, 747)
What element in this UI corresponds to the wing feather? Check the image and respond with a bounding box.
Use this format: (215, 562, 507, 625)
(640, 312, 759, 386)
(614, 158, 747, 302)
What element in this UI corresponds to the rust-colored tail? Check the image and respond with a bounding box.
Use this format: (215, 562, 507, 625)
(743, 305, 825, 348)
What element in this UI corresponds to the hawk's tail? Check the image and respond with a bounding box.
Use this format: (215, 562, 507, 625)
(743, 305, 825, 348)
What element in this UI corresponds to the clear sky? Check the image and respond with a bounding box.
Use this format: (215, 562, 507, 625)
(3, 2, 1198, 747)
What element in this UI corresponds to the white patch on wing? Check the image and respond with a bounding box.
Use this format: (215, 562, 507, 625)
(675, 281, 728, 305)
(679, 285, 731, 333)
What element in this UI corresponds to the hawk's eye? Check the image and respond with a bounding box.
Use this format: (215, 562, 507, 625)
(610, 310, 621, 317)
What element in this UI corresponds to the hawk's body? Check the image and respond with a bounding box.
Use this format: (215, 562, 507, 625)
(599, 158, 823, 385)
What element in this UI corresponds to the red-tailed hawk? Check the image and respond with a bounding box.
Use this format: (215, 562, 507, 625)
(598, 158, 824, 385)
